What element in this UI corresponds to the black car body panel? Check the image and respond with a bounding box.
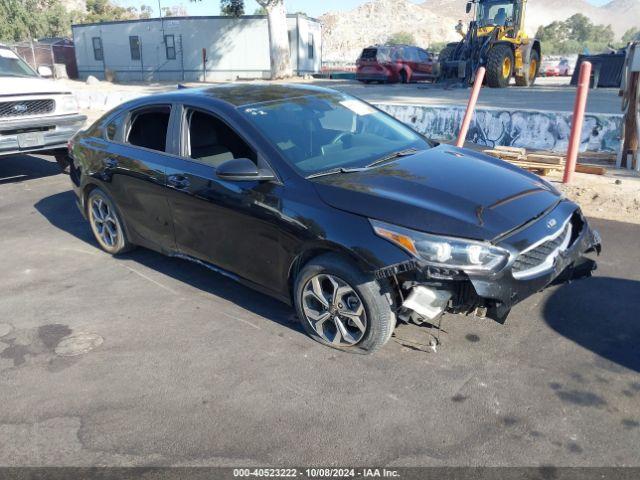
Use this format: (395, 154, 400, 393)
(312, 145, 561, 241)
(69, 83, 600, 323)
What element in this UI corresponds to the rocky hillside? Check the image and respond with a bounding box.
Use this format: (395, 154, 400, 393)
(320, 0, 638, 63)
(321, 0, 459, 64)
(60, 0, 86, 12)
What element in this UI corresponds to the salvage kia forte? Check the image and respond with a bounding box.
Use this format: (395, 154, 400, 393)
(69, 84, 601, 353)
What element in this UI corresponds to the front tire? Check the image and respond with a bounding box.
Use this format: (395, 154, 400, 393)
(486, 44, 514, 88)
(294, 254, 395, 354)
(87, 188, 133, 255)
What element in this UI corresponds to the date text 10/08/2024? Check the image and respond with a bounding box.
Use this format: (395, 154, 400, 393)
(233, 468, 401, 478)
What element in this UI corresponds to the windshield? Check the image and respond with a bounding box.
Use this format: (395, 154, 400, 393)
(0, 48, 38, 78)
(241, 94, 431, 176)
(476, 0, 515, 27)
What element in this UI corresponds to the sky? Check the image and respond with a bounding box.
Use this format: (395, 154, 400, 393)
(116, 0, 610, 18)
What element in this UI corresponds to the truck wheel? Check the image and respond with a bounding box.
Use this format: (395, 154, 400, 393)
(294, 253, 395, 354)
(87, 188, 134, 255)
(486, 44, 513, 88)
(515, 49, 539, 86)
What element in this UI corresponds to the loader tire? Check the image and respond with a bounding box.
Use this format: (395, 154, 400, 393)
(486, 44, 514, 88)
(438, 45, 456, 79)
(515, 49, 539, 86)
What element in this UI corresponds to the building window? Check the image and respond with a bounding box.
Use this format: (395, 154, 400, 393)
(165, 35, 176, 60)
(92, 37, 103, 61)
(308, 33, 314, 60)
(129, 36, 141, 61)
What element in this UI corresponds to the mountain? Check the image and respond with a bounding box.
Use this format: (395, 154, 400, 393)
(321, 0, 460, 63)
(320, 0, 638, 63)
(60, 0, 86, 12)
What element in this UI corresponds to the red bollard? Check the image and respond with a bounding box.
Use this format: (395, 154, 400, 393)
(563, 61, 592, 184)
(456, 66, 486, 148)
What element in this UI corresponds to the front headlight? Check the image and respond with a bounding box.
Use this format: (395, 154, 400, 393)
(58, 95, 79, 114)
(370, 219, 510, 273)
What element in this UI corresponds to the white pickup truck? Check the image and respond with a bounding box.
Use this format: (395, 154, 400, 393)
(0, 44, 86, 171)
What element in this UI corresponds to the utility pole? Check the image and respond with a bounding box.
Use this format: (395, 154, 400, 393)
(617, 42, 640, 171)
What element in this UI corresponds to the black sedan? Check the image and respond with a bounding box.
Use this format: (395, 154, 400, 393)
(69, 84, 601, 353)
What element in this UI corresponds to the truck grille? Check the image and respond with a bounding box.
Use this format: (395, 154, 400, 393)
(512, 218, 573, 279)
(0, 99, 55, 118)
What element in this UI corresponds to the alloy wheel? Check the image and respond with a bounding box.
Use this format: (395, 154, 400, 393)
(90, 196, 119, 248)
(301, 274, 367, 346)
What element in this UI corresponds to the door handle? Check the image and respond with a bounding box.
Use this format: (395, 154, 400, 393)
(104, 157, 118, 169)
(167, 174, 190, 189)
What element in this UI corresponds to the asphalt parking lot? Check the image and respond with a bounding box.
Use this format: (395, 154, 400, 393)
(1, 154, 639, 467)
(317, 78, 621, 114)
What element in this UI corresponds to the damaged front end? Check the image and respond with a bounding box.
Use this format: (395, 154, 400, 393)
(373, 202, 602, 325)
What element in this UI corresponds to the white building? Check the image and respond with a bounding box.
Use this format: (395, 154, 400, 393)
(72, 14, 322, 82)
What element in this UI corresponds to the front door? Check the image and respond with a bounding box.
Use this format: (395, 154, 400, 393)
(165, 107, 286, 290)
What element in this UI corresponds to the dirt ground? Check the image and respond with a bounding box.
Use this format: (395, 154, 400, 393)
(556, 169, 640, 225)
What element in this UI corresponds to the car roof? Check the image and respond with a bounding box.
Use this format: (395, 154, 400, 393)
(147, 83, 340, 108)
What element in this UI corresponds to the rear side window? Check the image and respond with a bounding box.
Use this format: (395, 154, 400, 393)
(360, 48, 377, 60)
(126, 106, 171, 152)
(104, 113, 126, 141)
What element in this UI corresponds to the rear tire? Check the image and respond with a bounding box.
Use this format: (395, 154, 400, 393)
(438, 45, 456, 80)
(294, 253, 395, 354)
(515, 49, 539, 86)
(486, 44, 513, 88)
(87, 188, 134, 255)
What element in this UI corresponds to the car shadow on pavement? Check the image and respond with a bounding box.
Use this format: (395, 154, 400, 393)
(543, 276, 640, 373)
(0, 154, 61, 184)
(34, 190, 301, 333)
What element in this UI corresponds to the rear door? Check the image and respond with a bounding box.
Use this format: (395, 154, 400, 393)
(415, 48, 435, 79)
(99, 104, 177, 251)
(164, 105, 286, 290)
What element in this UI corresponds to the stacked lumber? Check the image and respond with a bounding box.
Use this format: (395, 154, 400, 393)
(482, 146, 606, 176)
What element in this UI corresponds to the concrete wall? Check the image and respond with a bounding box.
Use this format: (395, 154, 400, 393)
(72, 89, 622, 154)
(377, 103, 622, 153)
(72, 15, 321, 82)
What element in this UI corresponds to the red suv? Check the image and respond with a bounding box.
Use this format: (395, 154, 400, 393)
(356, 45, 436, 84)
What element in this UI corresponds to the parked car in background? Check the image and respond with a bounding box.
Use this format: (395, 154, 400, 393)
(542, 58, 572, 77)
(69, 84, 601, 354)
(0, 44, 85, 171)
(356, 45, 436, 84)
(557, 58, 572, 76)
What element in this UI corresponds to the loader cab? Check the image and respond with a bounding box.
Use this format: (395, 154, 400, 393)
(470, 0, 525, 38)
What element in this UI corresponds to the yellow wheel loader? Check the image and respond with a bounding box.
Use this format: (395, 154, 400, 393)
(439, 0, 540, 88)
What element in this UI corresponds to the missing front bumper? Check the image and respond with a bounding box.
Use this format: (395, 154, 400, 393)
(382, 225, 601, 326)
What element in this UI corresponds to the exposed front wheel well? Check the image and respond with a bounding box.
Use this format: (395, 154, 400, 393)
(287, 247, 390, 305)
(83, 183, 98, 214)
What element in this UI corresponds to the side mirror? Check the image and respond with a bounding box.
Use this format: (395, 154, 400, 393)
(216, 158, 275, 182)
(466, 1, 472, 13)
(37, 65, 53, 77)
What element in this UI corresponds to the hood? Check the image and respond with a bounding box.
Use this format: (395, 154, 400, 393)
(311, 145, 561, 241)
(0, 76, 70, 96)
